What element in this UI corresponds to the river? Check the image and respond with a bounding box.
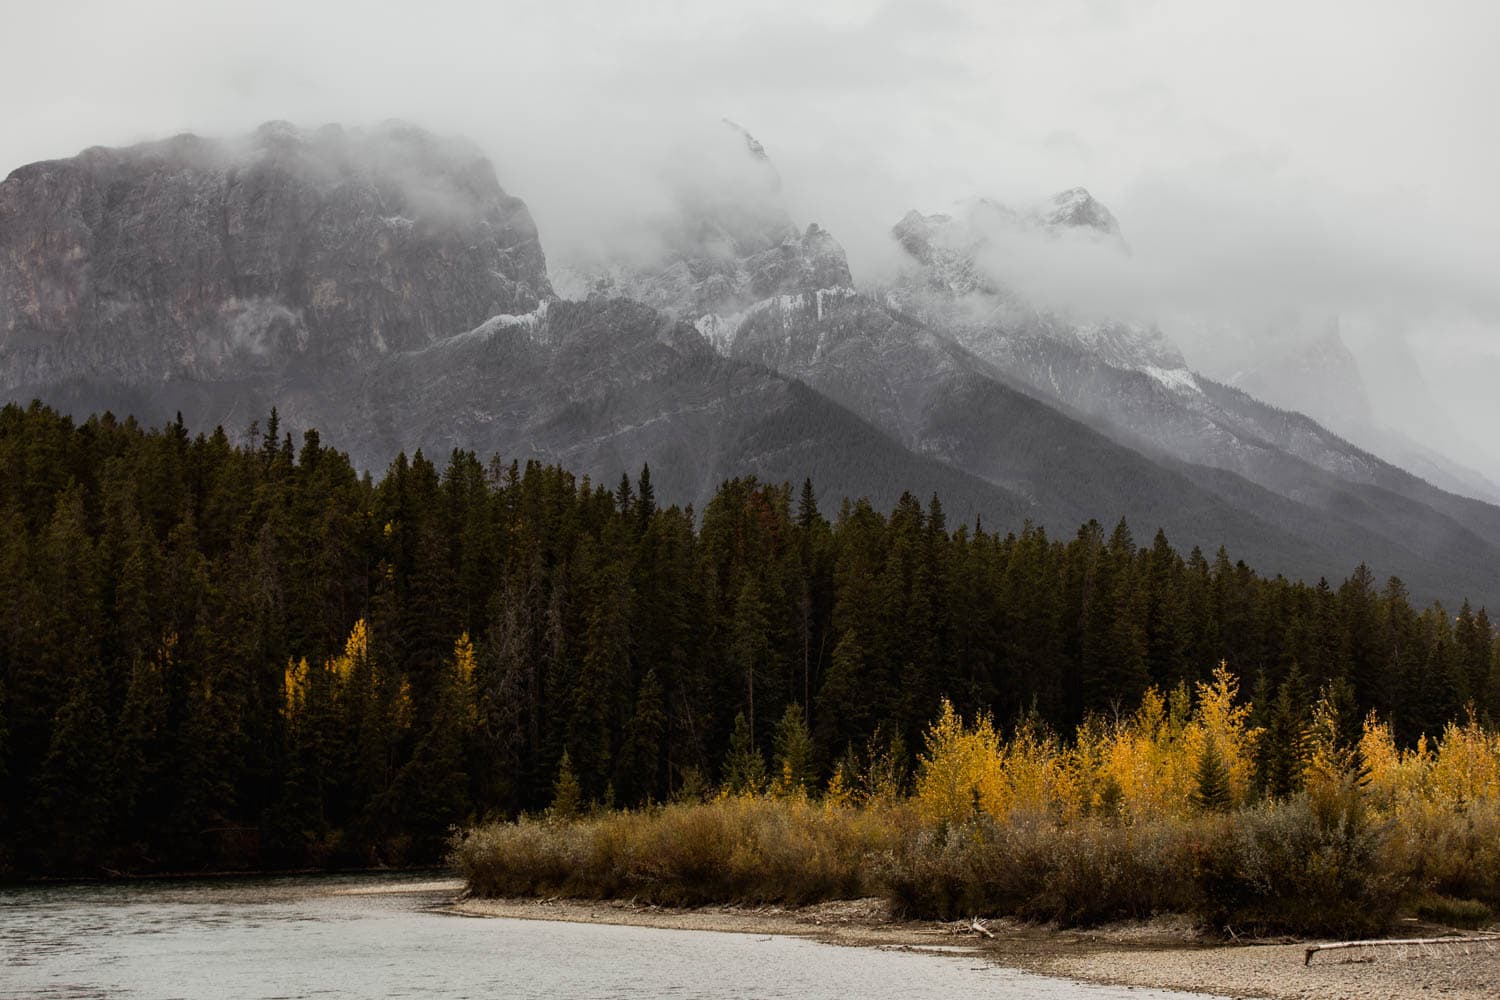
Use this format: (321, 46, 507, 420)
(0, 872, 1218, 998)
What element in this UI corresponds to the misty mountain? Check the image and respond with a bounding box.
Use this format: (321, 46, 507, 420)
(3, 121, 1500, 606)
(1226, 321, 1373, 435)
(0, 121, 1024, 527)
(0, 121, 552, 387)
(1189, 313, 1500, 505)
(555, 127, 1500, 604)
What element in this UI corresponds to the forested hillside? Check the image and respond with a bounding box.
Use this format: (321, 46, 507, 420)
(2, 401, 1496, 875)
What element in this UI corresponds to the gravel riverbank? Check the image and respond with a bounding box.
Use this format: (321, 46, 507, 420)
(452, 894, 1500, 1000)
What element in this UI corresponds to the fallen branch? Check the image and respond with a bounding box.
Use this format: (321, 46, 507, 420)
(1305, 934, 1500, 966)
(969, 916, 994, 939)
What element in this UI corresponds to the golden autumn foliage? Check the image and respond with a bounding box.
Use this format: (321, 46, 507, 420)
(283, 656, 313, 718)
(1361, 711, 1500, 814)
(459, 665, 1500, 936)
(913, 662, 1497, 828)
(283, 620, 371, 712)
(452, 631, 479, 724)
(918, 667, 1189, 822)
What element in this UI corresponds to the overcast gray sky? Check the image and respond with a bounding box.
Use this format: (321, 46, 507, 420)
(5, 0, 1499, 473)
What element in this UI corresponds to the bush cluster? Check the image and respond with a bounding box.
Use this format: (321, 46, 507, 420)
(456, 783, 1500, 937)
(451, 796, 913, 906)
(455, 678, 1500, 937)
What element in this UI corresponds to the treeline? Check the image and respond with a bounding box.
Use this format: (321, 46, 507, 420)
(1, 401, 1497, 875)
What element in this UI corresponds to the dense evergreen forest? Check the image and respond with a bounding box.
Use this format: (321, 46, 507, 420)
(1, 400, 1497, 876)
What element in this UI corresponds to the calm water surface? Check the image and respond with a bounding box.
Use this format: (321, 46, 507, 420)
(0, 872, 1216, 999)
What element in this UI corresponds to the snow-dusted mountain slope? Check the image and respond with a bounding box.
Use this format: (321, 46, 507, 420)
(4, 120, 1500, 606)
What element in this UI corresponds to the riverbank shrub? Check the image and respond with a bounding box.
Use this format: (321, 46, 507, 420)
(456, 678, 1500, 937)
(876, 812, 1204, 924)
(1191, 786, 1408, 937)
(451, 795, 914, 905)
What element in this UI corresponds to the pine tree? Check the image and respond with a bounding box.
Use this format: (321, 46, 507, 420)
(550, 750, 582, 820)
(728, 576, 772, 739)
(614, 472, 634, 520)
(1488, 636, 1500, 724)
(797, 478, 819, 531)
(617, 669, 666, 804)
(1454, 601, 1490, 703)
(635, 464, 655, 534)
(391, 632, 475, 857)
(1080, 520, 1150, 715)
(815, 629, 870, 755)
(1252, 666, 1309, 800)
(1192, 733, 1234, 813)
(569, 559, 631, 800)
(1093, 772, 1124, 824)
(722, 712, 766, 795)
(772, 703, 815, 795)
(476, 578, 538, 814)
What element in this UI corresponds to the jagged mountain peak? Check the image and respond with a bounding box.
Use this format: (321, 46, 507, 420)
(553, 121, 856, 343)
(1039, 186, 1121, 236)
(897, 188, 1123, 254)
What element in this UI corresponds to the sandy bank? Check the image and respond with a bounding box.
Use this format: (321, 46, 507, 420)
(451, 894, 1500, 1000)
(1052, 938, 1499, 1000)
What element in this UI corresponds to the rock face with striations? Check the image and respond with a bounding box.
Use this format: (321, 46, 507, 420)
(0, 120, 552, 389)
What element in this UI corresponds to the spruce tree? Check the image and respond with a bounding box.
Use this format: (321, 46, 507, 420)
(392, 633, 474, 858)
(1192, 733, 1234, 813)
(635, 464, 655, 533)
(614, 472, 634, 519)
(1252, 667, 1309, 800)
(772, 703, 815, 795)
(1093, 772, 1124, 824)
(722, 712, 766, 795)
(797, 478, 820, 531)
(728, 576, 771, 739)
(617, 669, 666, 804)
(1488, 637, 1500, 724)
(551, 750, 582, 820)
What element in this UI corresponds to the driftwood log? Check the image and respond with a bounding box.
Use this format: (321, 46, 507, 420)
(1304, 934, 1500, 965)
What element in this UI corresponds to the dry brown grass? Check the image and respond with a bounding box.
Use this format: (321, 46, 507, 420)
(451, 795, 915, 906)
(454, 788, 1500, 938)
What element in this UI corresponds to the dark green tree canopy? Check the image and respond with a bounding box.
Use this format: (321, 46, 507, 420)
(0, 401, 1492, 875)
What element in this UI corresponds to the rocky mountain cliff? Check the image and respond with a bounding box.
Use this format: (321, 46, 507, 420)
(4, 120, 1500, 606)
(0, 120, 552, 389)
(0, 122, 1024, 526)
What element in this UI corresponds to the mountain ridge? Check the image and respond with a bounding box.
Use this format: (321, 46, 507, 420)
(3, 120, 1498, 607)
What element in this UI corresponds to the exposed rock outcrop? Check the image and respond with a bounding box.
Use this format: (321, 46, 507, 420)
(0, 120, 552, 388)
